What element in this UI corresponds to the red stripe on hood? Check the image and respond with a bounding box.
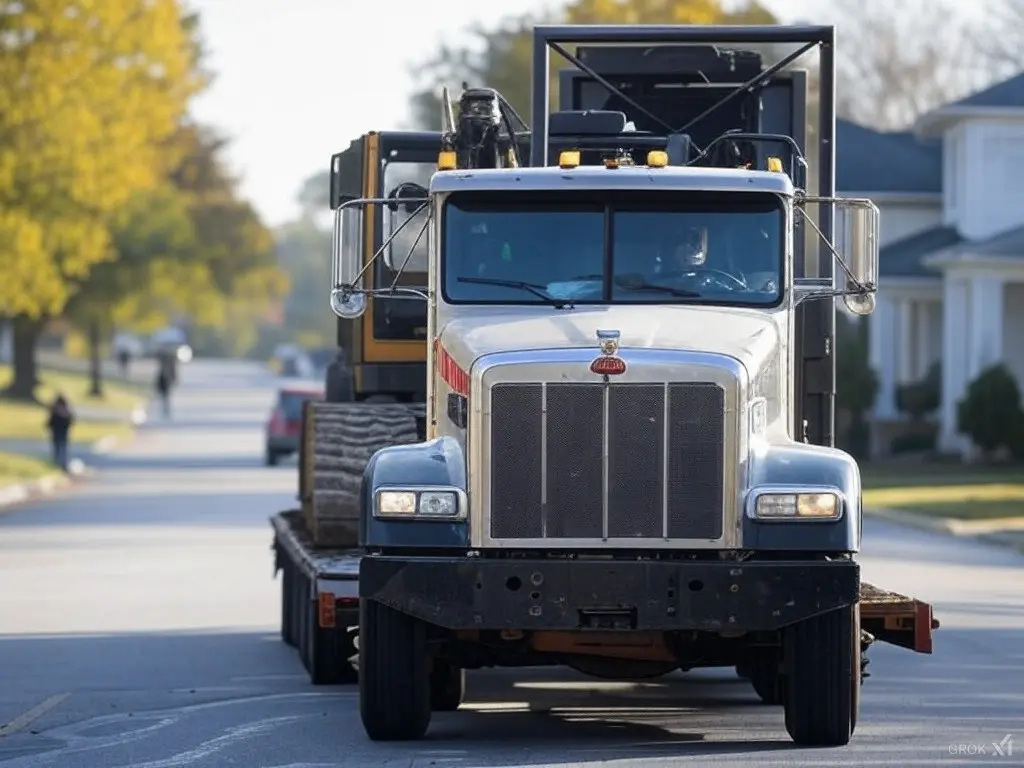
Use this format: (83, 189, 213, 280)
(434, 339, 469, 396)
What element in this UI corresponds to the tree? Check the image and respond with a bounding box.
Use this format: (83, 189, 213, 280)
(276, 217, 334, 349)
(974, 0, 1024, 77)
(65, 117, 288, 391)
(0, 0, 199, 399)
(815, 0, 1002, 130)
(64, 184, 200, 395)
(408, 0, 777, 132)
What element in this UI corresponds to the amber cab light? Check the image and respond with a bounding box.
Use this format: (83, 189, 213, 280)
(590, 356, 626, 375)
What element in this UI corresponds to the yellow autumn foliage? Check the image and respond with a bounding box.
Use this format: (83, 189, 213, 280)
(0, 0, 199, 318)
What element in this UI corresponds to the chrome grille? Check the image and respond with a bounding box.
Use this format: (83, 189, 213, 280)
(488, 382, 726, 542)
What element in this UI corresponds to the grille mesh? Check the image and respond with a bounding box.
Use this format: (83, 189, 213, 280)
(489, 381, 726, 541)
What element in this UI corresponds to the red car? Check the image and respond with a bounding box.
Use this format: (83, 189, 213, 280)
(265, 385, 323, 466)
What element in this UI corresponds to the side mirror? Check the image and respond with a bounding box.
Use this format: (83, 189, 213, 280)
(329, 152, 344, 211)
(835, 198, 880, 316)
(330, 202, 367, 319)
(387, 181, 429, 214)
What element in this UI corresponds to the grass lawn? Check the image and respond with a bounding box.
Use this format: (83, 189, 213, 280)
(0, 363, 145, 444)
(862, 463, 1024, 520)
(0, 451, 58, 488)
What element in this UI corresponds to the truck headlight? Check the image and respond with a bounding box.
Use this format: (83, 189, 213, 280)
(375, 488, 465, 520)
(749, 489, 842, 520)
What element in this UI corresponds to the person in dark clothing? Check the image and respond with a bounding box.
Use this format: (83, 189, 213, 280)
(156, 366, 172, 418)
(117, 348, 131, 379)
(47, 395, 75, 471)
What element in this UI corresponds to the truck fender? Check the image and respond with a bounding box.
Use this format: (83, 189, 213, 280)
(359, 436, 470, 549)
(743, 441, 862, 552)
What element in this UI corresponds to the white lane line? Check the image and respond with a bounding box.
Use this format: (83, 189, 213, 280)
(0, 693, 71, 737)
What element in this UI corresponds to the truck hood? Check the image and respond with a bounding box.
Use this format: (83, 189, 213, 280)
(438, 305, 783, 376)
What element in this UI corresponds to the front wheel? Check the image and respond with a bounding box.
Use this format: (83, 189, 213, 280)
(359, 599, 431, 741)
(783, 605, 860, 746)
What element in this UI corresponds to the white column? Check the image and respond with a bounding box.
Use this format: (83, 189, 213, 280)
(868, 293, 897, 419)
(939, 276, 970, 454)
(967, 274, 1004, 380)
(897, 298, 915, 384)
(915, 301, 932, 378)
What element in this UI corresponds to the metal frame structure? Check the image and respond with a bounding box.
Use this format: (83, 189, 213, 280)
(529, 24, 838, 447)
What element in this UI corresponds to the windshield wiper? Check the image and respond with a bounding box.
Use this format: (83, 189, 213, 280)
(456, 276, 575, 309)
(614, 279, 702, 298)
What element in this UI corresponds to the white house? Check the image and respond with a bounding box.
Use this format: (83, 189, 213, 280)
(838, 71, 1024, 458)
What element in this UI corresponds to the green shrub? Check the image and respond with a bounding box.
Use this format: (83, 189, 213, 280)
(956, 364, 1024, 458)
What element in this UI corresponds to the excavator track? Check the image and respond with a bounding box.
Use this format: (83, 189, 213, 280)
(299, 401, 424, 547)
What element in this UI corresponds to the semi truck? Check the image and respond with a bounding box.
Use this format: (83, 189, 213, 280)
(270, 23, 940, 747)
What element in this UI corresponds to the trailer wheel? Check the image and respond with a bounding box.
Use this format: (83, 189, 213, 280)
(359, 598, 431, 741)
(749, 653, 784, 706)
(783, 605, 860, 746)
(429, 658, 465, 712)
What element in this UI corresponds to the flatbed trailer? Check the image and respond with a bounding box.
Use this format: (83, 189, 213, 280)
(272, 510, 360, 684)
(271, 510, 939, 687)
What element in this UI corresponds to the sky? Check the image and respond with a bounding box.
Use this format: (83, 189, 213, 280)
(184, 0, 820, 229)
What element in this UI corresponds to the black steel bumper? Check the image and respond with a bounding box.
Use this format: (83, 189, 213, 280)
(360, 556, 860, 632)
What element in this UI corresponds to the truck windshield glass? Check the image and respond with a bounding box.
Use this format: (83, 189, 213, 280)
(442, 190, 784, 307)
(381, 160, 432, 284)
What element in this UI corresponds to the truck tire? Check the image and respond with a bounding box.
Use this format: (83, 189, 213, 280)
(359, 598, 431, 741)
(783, 604, 860, 746)
(429, 659, 465, 712)
(301, 402, 422, 548)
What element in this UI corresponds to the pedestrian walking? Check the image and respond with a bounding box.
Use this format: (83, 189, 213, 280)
(46, 394, 75, 471)
(117, 348, 131, 379)
(156, 366, 172, 418)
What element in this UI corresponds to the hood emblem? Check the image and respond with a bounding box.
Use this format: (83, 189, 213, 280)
(591, 329, 626, 376)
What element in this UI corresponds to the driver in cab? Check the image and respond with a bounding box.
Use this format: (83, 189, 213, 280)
(650, 225, 745, 291)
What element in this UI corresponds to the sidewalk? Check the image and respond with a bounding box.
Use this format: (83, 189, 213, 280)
(0, 416, 143, 511)
(866, 506, 1024, 555)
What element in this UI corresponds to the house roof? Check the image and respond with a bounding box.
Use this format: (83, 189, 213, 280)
(836, 119, 942, 195)
(881, 223, 1024, 277)
(943, 72, 1024, 110)
(914, 72, 1024, 136)
(879, 226, 963, 278)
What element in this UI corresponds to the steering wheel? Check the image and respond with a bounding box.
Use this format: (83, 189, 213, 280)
(660, 268, 748, 291)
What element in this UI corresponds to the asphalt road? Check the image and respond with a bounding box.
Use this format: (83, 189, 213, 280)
(0, 359, 1022, 767)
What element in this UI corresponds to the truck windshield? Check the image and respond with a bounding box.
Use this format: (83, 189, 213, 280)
(441, 189, 785, 307)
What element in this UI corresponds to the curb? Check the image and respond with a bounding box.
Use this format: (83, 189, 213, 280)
(0, 422, 141, 512)
(0, 473, 73, 510)
(865, 507, 1024, 555)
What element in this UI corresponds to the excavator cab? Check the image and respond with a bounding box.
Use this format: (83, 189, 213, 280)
(325, 131, 441, 405)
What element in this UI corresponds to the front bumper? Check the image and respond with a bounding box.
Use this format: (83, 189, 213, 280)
(360, 556, 859, 632)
